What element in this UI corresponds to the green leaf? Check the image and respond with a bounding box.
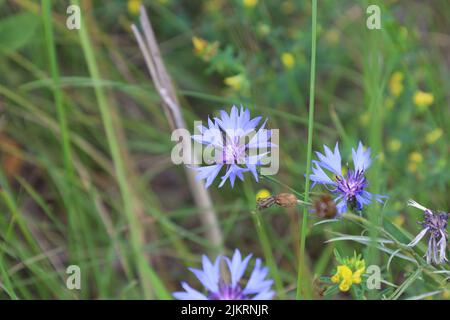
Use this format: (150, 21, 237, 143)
(0, 12, 40, 50)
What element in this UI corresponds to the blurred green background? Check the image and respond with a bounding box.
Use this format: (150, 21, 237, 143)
(0, 0, 448, 299)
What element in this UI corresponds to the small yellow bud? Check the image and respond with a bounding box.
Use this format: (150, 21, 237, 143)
(256, 189, 271, 201)
(192, 36, 208, 53)
(337, 265, 352, 279)
(425, 128, 443, 145)
(388, 139, 402, 152)
(389, 72, 404, 97)
(393, 215, 405, 227)
(127, 0, 141, 15)
(352, 267, 365, 284)
(224, 74, 246, 91)
(409, 152, 423, 163)
(281, 52, 295, 69)
(243, 0, 258, 8)
(413, 91, 434, 110)
(331, 273, 340, 284)
(339, 278, 352, 292)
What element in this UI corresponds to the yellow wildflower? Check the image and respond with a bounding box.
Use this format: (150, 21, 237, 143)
(352, 267, 365, 284)
(224, 74, 247, 92)
(442, 290, 450, 299)
(389, 72, 404, 97)
(414, 91, 434, 111)
(192, 37, 219, 61)
(409, 151, 423, 163)
(256, 189, 271, 201)
(331, 260, 365, 292)
(339, 278, 352, 292)
(425, 128, 443, 145)
(127, 0, 141, 15)
(281, 52, 295, 69)
(393, 214, 405, 227)
(192, 36, 207, 53)
(243, 0, 258, 8)
(388, 139, 402, 152)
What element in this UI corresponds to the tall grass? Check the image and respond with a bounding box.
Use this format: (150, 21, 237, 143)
(296, 0, 317, 300)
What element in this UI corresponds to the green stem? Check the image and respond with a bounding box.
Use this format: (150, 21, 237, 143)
(243, 183, 285, 299)
(42, 0, 84, 272)
(296, 0, 317, 300)
(42, 1, 73, 178)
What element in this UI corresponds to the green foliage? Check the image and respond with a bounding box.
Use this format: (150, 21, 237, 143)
(0, 0, 448, 300)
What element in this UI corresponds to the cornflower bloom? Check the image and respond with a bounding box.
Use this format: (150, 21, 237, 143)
(309, 141, 385, 216)
(407, 199, 448, 264)
(173, 249, 274, 300)
(192, 106, 274, 188)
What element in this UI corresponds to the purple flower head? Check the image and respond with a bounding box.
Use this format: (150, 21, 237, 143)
(309, 141, 385, 216)
(192, 105, 274, 188)
(407, 200, 448, 265)
(173, 249, 275, 300)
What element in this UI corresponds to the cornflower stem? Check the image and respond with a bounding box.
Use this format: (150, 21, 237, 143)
(243, 183, 285, 299)
(296, 0, 317, 299)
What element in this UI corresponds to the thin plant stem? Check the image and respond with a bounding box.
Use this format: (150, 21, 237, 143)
(243, 183, 285, 299)
(296, 0, 317, 300)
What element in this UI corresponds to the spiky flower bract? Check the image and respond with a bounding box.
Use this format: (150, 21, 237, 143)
(309, 141, 385, 216)
(192, 105, 274, 188)
(407, 200, 448, 265)
(173, 249, 274, 300)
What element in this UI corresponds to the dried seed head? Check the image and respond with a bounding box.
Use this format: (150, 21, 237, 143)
(274, 193, 298, 208)
(314, 194, 337, 219)
(256, 196, 276, 210)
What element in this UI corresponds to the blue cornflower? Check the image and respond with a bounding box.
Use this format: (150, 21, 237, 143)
(309, 141, 385, 216)
(173, 249, 275, 300)
(192, 105, 273, 188)
(407, 200, 448, 264)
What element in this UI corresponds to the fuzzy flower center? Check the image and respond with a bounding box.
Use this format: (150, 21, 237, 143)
(335, 170, 367, 205)
(208, 284, 248, 300)
(422, 210, 448, 237)
(222, 139, 246, 164)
